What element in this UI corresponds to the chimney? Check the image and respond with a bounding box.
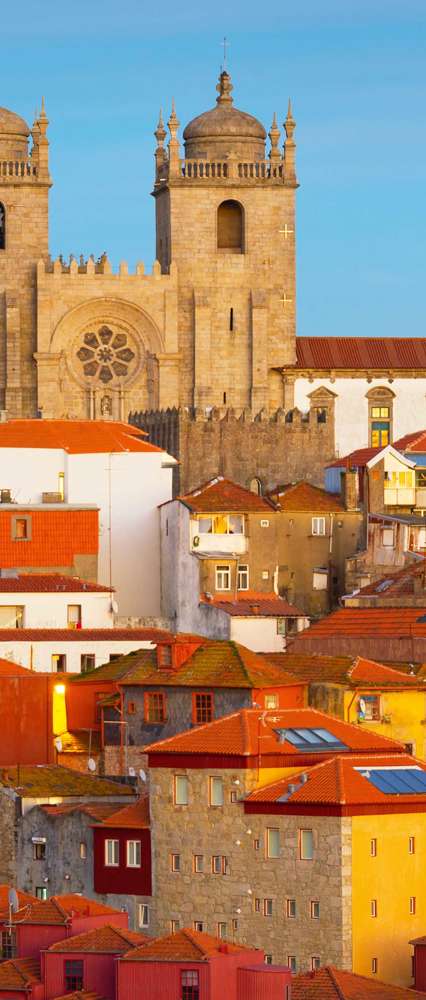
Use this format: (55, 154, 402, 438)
(340, 469, 359, 511)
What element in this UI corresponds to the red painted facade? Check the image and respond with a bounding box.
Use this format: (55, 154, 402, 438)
(43, 951, 118, 1000)
(117, 952, 291, 1000)
(412, 942, 426, 990)
(0, 911, 129, 960)
(93, 825, 152, 896)
(252, 684, 306, 710)
(0, 673, 57, 765)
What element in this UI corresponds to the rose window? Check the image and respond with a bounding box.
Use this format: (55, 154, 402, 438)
(76, 326, 135, 383)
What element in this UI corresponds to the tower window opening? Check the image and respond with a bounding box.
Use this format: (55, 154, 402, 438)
(0, 203, 5, 250)
(229, 308, 234, 331)
(217, 200, 244, 252)
(223, 392, 227, 404)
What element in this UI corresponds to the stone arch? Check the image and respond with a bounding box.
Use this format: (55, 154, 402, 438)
(217, 199, 244, 252)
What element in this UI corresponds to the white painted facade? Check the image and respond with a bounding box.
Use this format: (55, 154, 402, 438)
(0, 446, 175, 616)
(0, 590, 113, 629)
(293, 377, 426, 458)
(229, 616, 308, 652)
(0, 634, 157, 673)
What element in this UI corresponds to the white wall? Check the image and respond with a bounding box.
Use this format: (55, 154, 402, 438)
(0, 592, 113, 629)
(229, 617, 286, 652)
(293, 377, 426, 458)
(0, 637, 155, 673)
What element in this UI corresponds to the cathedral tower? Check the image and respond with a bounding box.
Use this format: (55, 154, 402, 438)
(0, 102, 51, 416)
(153, 71, 298, 411)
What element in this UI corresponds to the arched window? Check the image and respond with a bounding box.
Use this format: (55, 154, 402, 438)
(0, 203, 5, 251)
(217, 200, 244, 252)
(249, 477, 262, 495)
(366, 387, 395, 447)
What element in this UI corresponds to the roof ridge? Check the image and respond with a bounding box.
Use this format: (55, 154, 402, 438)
(181, 928, 207, 957)
(327, 966, 351, 999)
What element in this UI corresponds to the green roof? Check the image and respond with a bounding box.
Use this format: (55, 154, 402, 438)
(0, 765, 135, 798)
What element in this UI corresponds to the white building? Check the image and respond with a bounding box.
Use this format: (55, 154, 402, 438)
(0, 420, 175, 616)
(0, 573, 113, 630)
(0, 625, 171, 673)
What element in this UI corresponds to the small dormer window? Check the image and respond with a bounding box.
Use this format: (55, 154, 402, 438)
(157, 644, 173, 669)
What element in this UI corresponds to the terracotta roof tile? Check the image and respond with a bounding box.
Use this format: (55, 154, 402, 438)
(119, 641, 302, 689)
(200, 593, 305, 617)
(268, 481, 346, 512)
(292, 964, 426, 998)
(0, 419, 161, 454)
(145, 707, 404, 758)
(177, 476, 275, 513)
(0, 627, 171, 643)
(0, 657, 31, 675)
(122, 927, 254, 961)
(96, 797, 150, 829)
(395, 429, 426, 453)
(0, 508, 99, 568)
(0, 956, 41, 988)
(292, 336, 426, 372)
(0, 884, 37, 918)
(49, 924, 149, 953)
(0, 573, 110, 593)
(293, 607, 426, 639)
(53, 992, 104, 1000)
(351, 560, 426, 598)
(7, 894, 124, 926)
(326, 447, 380, 469)
(40, 802, 121, 822)
(0, 765, 134, 798)
(260, 653, 424, 688)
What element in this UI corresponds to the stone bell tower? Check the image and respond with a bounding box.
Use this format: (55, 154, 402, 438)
(0, 100, 51, 416)
(153, 70, 298, 412)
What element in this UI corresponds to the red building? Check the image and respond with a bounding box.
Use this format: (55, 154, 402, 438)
(411, 936, 426, 992)
(92, 798, 152, 897)
(0, 892, 129, 961)
(0, 956, 43, 999)
(43, 924, 149, 1000)
(117, 927, 292, 1000)
(292, 964, 426, 998)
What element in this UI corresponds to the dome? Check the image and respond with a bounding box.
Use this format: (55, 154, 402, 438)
(0, 107, 30, 139)
(183, 72, 266, 161)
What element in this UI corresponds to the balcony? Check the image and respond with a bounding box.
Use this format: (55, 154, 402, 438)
(383, 487, 416, 506)
(191, 531, 247, 556)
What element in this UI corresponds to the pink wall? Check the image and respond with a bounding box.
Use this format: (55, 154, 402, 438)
(237, 966, 292, 998)
(209, 950, 264, 1000)
(44, 951, 119, 1000)
(1, 911, 128, 960)
(117, 960, 210, 1000)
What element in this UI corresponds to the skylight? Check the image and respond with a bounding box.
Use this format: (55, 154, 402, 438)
(356, 767, 426, 795)
(275, 727, 348, 752)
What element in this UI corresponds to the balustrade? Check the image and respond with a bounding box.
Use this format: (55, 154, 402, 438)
(177, 158, 284, 181)
(0, 160, 38, 178)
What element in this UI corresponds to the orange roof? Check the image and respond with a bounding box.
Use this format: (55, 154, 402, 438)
(49, 923, 149, 953)
(0, 658, 31, 676)
(246, 753, 426, 808)
(178, 476, 274, 513)
(268, 481, 345, 513)
(0, 627, 171, 642)
(292, 964, 426, 998)
(326, 447, 380, 469)
(292, 336, 426, 372)
(396, 429, 426, 453)
(122, 927, 254, 961)
(0, 884, 36, 918)
(96, 797, 150, 829)
(6, 893, 124, 926)
(201, 593, 305, 617)
(41, 802, 120, 822)
(0, 508, 98, 568)
(0, 573, 110, 592)
(261, 653, 424, 688)
(145, 708, 404, 759)
(350, 560, 426, 598)
(293, 607, 426, 639)
(118, 640, 302, 690)
(0, 956, 41, 989)
(0, 419, 162, 454)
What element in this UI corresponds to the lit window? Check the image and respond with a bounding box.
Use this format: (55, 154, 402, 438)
(127, 840, 141, 868)
(410, 896, 416, 915)
(370, 838, 377, 857)
(67, 604, 81, 628)
(409, 836, 415, 854)
(211, 855, 227, 875)
(171, 854, 181, 873)
(193, 692, 213, 724)
(193, 855, 204, 873)
(286, 899, 296, 918)
(299, 829, 314, 860)
(263, 898, 273, 916)
(237, 564, 249, 590)
(266, 828, 280, 859)
(65, 960, 83, 992)
(217, 922, 227, 938)
(145, 692, 166, 723)
(287, 956, 297, 973)
(312, 517, 326, 536)
(174, 775, 189, 805)
(209, 776, 224, 806)
(371, 899, 377, 918)
(138, 904, 149, 928)
(105, 839, 119, 866)
(264, 694, 278, 710)
(371, 958, 378, 975)
(215, 564, 231, 591)
(311, 900, 320, 919)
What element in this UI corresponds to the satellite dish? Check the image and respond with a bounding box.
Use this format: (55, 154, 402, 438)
(8, 888, 18, 913)
(54, 737, 63, 753)
(139, 769, 147, 782)
(359, 698, 366, 716)
(128, 767, 136, 777)
(111, 599, 119, 613)
(87, 758, 97, 772)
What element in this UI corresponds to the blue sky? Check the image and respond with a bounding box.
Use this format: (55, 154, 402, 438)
(2, 0, 425, 338)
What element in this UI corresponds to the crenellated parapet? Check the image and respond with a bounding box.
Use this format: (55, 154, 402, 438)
(38, 254, 176, 278)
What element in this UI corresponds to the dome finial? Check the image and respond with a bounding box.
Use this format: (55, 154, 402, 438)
(216, 69, 234, 106)
(269, 112, 281, 162)
(155, 108, 166, 147)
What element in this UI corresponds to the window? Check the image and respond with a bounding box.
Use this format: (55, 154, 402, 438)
(193, 692, 213, 725)
(253, 838, 260, 851)
(410, 896, 416, 915)
(105, 839, 119, 866)
(81, 653, 95, 673)
(229, 308, 234, 331)
(382, 527, 394, 548)
(371, 899, 377, 918)
(58, 471, 65, 499)
(359, 695, 380, 721)
(299, 829, 314, 860)
(12, 515, 31, 540)
(127, 840, 141, 868)
(80, 842, 87, 860)
(209, 776, 224, 806)
(312, 516, 326, 536)
(264, 693, 278, 710)
(171, 853, 181, 872)
(193, 921, 204, 932)
(65, 959, 84, 992)
(263, 898, 273, 916)
(145, 692, 166, 723)
(181, 969, 200, 1000)
(157, 644, 173, 668)
(211, 855, 227, 875)
(265, 954, 273, 965)
(52, 654, 66, 673)
(198, 514, 244, 535)
(287, 956, 297, 973)
(0, 605, 24, 628)
(32, 842, 46, 860)
(313, 568, 328, 590)
(311, 957, 321, 971)
(371, 958, 378, 975)
(217, 199, 244, 252)
(170, 919, 180, 933)
(409, 836, 415, 854)
(215, 564, 231, 591)
(193, 855, 204, 873)
(266, 828, 280, 859)
(254, 898, 261, 912)
(311, 900, 320, 919)
(0, 202, 5, 250)
(174, 774, 189, 805)
(138, 904, 149, 928)
(127, 701, 137, 715)
(217, 921, 227, 938)
(286, 899, 296, 918)
(286, 617, 299, 636)
(237, 564, 249, 590)
(368, 388, 393, 447)
(67, 604, 82, 628)
(1, 929, 16, 959)
(35, 886, 47, 900)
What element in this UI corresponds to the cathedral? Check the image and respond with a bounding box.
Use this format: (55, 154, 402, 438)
(1, 71, 425, 490)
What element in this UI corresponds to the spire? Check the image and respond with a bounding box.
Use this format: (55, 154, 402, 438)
(155, 108, 166, 147)
(216, 70, 234, 106)
(154, 108, 168, 183)
(167, 99, 181, 178)
(268, 112, 281, 162)
(283, 98, 297, 187)
(284, 98, 296, 140)
(35, 96, 50, 179)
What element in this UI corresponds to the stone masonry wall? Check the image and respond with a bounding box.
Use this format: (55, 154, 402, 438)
(0, 790, 18, 884)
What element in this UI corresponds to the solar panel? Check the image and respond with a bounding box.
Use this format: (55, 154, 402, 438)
(358, 767, 426, 795)
(276, 727, 347, 752)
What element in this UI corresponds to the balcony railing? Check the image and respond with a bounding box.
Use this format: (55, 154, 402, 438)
(384, 487, 416, 506)
(191, 532, 247, 555)
(0, 160, 38, 179)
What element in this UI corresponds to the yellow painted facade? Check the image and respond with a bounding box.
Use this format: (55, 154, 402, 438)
(344, 688, 426, 760)
(352, 812, 425, 986)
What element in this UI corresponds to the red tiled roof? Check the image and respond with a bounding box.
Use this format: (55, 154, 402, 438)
(0, 885, 36, 918)
(292, 337, 426, 371)
(246, 753, 426, 808)
(259, 652, 423, 688)
(326, 447, 380, 469)
(293, 607, 426, 639)
(0, 657, 30, 675)
(268, 481, 345, 512)
(0, 508, 99, 568)
(41, 802, 121, 822)
(177, 476, 275, 513)
(200, 593, 305, 617)
(0, 956, 41, 989)
(145, 708, 404, 758)
(122, 927, 253, 961)
(96, 797, 150, 829)
(118, 641, 303, 689)
(0, 627, 171, 642)
(49, 924, 149, 953)
(0, 573, 110, 592)
(352, 560, 426, 598)
(292, 964, 426, 998)
(0, 419, 162, 454)
(6, 894, 124, 926)
(395, 430, 426, 453)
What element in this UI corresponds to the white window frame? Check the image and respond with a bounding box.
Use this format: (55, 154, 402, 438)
(237, 564, 249, 590)
(312, 516, 326, 536)
(174, 774, 189, 806)
(382, 527, 394, 548)
(215, 564, 231, 591)
(126, 839, 141, 868)
(209, 776, 224, 806)
(138, 903, 149, 928)
(266, 828, 280, 859)
(105, 839, 119, 867)
(299, 828, 314, 861)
